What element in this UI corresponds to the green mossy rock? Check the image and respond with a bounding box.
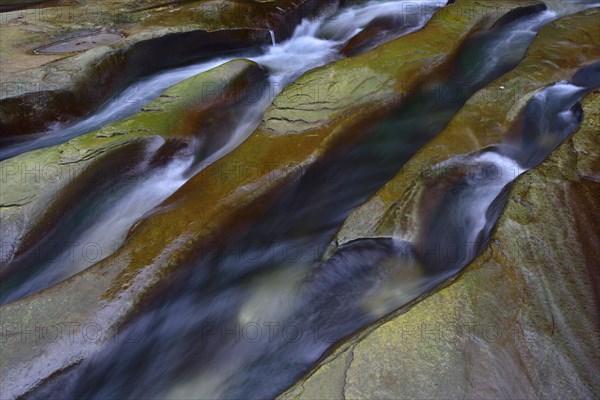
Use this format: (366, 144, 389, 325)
(279, 91, 600, 400)
(0, 0, 339, 134)
(0, 59, 267, 268)
(331, 7, 600, 249)
(0, 1, 534, 397)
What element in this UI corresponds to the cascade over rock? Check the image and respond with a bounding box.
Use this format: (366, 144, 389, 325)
(329, 7, 600, 249)
(278, 8, 600, 399)
(0, 59, 268, 276)
(0, 1, 542, 397)
(0, 0, 340, 135)
(278, 90, 600, 400)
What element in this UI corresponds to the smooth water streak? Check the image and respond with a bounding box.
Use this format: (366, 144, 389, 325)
(0, 58, 237, 161)
(165, 80, 592, 400)
(6, 1, 599, 398)
(0, 0, 444, 161)
(47, 7, 598, 400)
(0, 0, 444, 304)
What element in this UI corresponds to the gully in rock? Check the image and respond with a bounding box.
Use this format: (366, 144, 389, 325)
(53, 66, 598, 400)
(24, 4, 599, 400)
(2, 1, 599, 400)
(0, 0, 444, 304)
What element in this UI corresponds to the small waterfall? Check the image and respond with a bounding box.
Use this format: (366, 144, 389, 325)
(419, 80, 589, 275)
(268, 29, 276, 46)
(515, 82, 587, 167)
(0, 154, 194, 304)
(0, 0, 444, 305)
(8, 1, 600, 399)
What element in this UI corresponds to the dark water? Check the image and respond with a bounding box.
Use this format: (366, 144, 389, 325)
(1, 0, 445, 304)
(24, 6, 600, 400)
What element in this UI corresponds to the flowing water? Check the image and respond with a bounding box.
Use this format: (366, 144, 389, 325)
(5, 0, 600, 398)
(0, 57, 238, 161)
(0, 0, 443, 161)
(0, 0, 445, 304)
(42, 73, 596, 400)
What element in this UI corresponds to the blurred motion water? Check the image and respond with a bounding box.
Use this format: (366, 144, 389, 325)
(5, 0, 600, 399)
(1, 0, 444, 305)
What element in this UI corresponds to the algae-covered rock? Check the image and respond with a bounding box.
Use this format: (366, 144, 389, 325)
(279, 91, 600, 400)
(277, 8, 600, 397)
(0, 0, 339, 135)
(0, 1, 535, 397)
(331, 7, 600, 248)
(114, 0, 538, 284)
(0, 59, 267, 271)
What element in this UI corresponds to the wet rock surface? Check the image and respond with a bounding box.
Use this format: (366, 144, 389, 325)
(0, 59, 267, 279)
(331, 7, 600, 248)
(33, 30, 125, 54)
(278, 91, 600, 400)
(278, 8, 600, 400)
(1, 1, 598, 399)
(0, 0, 339, 135)
(0, 1, 535, 397)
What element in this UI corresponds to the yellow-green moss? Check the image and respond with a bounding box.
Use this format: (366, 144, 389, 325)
(333, 7, 600, 247)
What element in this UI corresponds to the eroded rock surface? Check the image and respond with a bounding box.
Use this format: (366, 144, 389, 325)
(279, 91, 600, 400)
(0, 0, 339, 134)
(277, 8, 600, 399)
(331, 7, 600, 248)
(0, 59, 267, 273)
(0, 1, 535, 397)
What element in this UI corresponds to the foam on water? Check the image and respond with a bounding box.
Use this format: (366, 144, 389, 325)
(1, 0, 444, 304)
(0, 58, 235, 160)
(7, 1, 599, 398)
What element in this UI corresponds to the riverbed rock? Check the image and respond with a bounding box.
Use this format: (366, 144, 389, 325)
(0, 0, 339, 135)
(341, 15, 406, 57)
(330, 7, 600, 249)
(277, 7, 600, 399)
(0, 1, 536, 398)
(339, 0, 461, 59)
(278, 90, 600, 400)
(0, 59, 268, 274)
